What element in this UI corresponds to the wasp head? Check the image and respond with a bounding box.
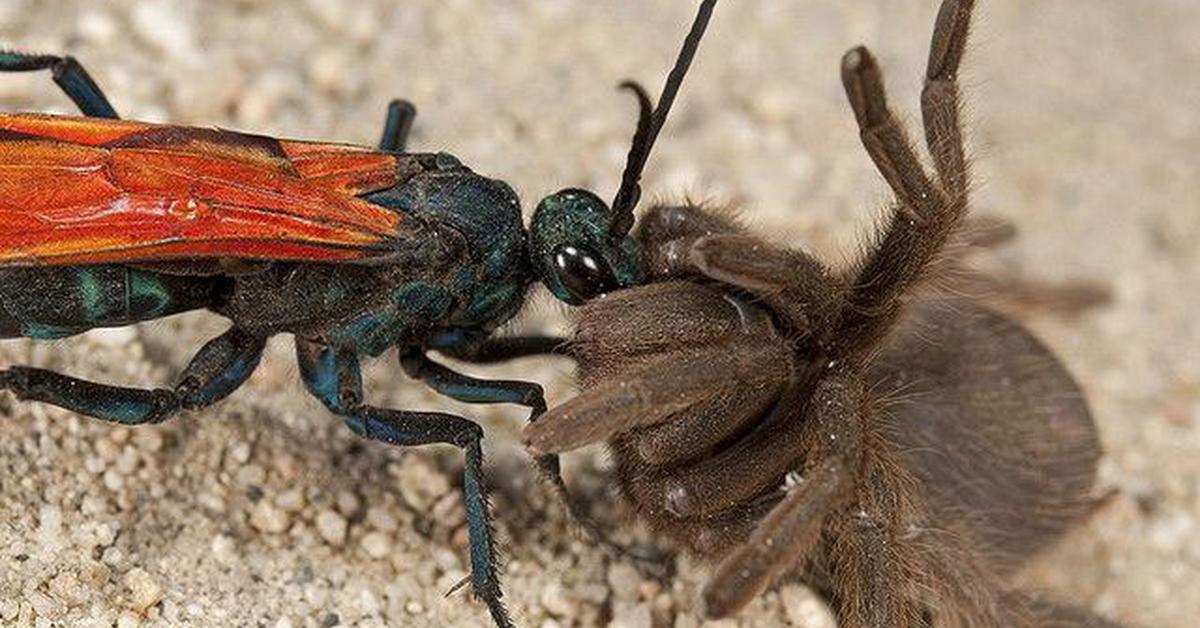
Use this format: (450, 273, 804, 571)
(529, 188, 643, 305)
(529, 0, 716, 306)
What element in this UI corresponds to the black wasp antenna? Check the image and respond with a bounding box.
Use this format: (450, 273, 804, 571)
(609, 0, 718, 239)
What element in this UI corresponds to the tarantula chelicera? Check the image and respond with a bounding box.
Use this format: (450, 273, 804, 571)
(526, 0, 1121, 625)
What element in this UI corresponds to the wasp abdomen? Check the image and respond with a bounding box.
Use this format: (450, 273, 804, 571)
(0, 265, 214, 339)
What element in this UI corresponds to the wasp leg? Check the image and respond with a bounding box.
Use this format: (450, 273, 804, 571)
(295, 339, 513, 628)
(0, 327, 265, 424)
(399, 350, 553, 495)
(400, 350, 655, 563)
(0, 51, 118, 118)
(437, 335, 567, 364)
(400, 350, 546, 419)
(378, 99, 417, 152)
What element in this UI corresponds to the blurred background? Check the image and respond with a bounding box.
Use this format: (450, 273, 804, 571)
(0, 1, 1196, 626)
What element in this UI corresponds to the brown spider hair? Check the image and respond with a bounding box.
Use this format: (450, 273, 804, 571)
(526, 0, 1122, 625)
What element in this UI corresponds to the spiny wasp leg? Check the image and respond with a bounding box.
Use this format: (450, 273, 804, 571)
(401, 349, 662, 566)
(0, 51, 119, 118)
(295, 339, 514, 628)
(439, 335, 567, 364)
(0, 326, 265, 424)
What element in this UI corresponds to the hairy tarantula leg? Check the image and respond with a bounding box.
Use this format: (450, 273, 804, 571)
(525, 341, 788, 455)
(700, 367, 866, 617)
(834, 45, 969, 364)
(965, 274, 1112, 317)
(651, 361, 865, 520)
(639, 384, 811, 519)
(703, 457, 847, 618)
(842, 47, 948, 225)
(922, 0, 975, 195)
(957, 214, 1017, 250)
(685, 234, 845, 337)
(629, 384, 783, 467)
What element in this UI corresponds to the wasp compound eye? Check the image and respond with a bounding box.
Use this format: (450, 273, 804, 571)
(553, 244, 619, 304)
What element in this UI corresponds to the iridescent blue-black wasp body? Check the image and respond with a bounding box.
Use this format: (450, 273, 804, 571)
(0, 2, 718, 625)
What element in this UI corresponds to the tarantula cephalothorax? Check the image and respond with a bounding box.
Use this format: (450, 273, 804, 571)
(526, 0, 1121, 625)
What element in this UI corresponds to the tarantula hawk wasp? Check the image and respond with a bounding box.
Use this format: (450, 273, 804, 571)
(0, 2, 718, 625)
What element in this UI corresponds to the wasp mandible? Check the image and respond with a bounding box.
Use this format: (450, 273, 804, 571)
(0, 2, 718, 625)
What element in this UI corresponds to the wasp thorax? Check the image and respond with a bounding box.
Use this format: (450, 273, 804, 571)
(530, 188, 644, 305)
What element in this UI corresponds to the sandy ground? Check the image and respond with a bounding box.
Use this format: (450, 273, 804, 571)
(0, 1, 1197, 626)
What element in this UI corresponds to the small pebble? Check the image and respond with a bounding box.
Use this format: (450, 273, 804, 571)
(674, 613, 699, 628)
(275, 488, 307, 513)
(229, 442, 252, 465)
(360, 531, 392, 559)
(117, 610, 143, 628)
(132, 429, 164, 453)
(196, 490, 227, 514)
(47, 571, 87, 607)
(779, 585, 835, 628)
(273, 453, 302, 481)
(0, 599, 18, 621)
(365, 506, 399, 533)
(335, 490, 361, 517)
(37, 505, 65, 556)
(357, 588, 381, 614)
(236, 464, 267, 487)
(250, 501, 291, 535)
(432, 546, 462, 573)
(305, 584, 330, 607)
(80, 493, 109, 516)
(103, 468, 125, 492)
(431, 492, 466, 529)
(96, 438, 121, 463)
(102, 546, 125, 567)
(540, 580, 577, 618)
(578, 582, 610, 605)
(125, 567, 166, 613)
(315, 508, 348, 546)
(607, 562, 642, 603)
(651, 592, 674, 624)
(27, 589, 65, 618)
(116, 447, 140, 475)
(393, 457, 451, 511)
(211, 534, 238, 565)
(84, 456, 107, 475)
(609, 602, 652, 628)
(80, 560, 111, 587)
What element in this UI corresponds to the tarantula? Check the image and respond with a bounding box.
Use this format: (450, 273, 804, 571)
(526, 0, 1121, 625)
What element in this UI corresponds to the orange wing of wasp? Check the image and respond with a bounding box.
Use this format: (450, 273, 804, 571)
(0, 113, 418, 266)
